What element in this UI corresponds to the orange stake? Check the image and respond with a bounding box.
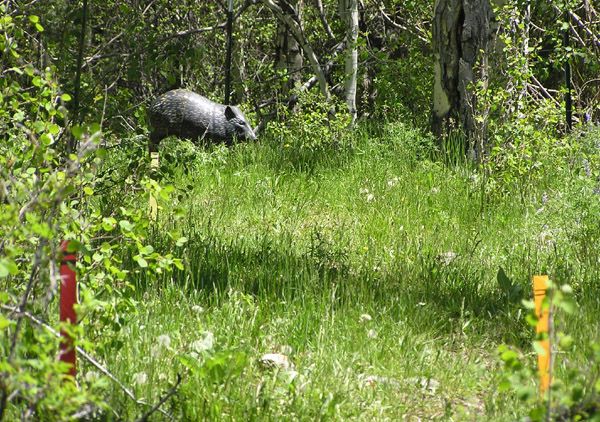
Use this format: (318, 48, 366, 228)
(149, 151, 159, 220)
(533, 275, 551, 396)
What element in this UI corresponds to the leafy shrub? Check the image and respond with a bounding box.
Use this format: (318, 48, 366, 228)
(266, 90, 353, 173)
(498, 281, 600, 421)
(0, 8, 184, 418)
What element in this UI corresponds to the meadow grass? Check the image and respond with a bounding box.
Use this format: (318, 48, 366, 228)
(96, 123, 600, 420)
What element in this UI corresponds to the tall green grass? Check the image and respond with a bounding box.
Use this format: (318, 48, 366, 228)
(95, 124, 600, 420)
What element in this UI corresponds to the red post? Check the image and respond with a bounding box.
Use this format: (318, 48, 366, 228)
(59, 240, 77, 378)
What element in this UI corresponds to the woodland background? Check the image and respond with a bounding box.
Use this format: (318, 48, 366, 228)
(1, 0, 600, 420)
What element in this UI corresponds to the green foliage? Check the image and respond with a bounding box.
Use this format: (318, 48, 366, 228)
(267, 91, 353, 172)
(498, 281, 600, 421)
(475, 0, 600, 196)
(2, 0, 600, 419)
(0, 9, 183, 418)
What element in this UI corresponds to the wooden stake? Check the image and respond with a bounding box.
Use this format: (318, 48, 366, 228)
(149, 152, 159, 221)
(59, 241, 77, 378)
(533, 275, 551, 396)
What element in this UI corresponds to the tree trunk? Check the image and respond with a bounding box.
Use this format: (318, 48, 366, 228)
(263, 0, 329, 100)
(232, 16, 247, 105)
(70, 0, 89, 154)
(340, 0, 359, 125)
(432, 0, 493, 156)
(275, 0, 304, 97)
(224, 0, 235, 104)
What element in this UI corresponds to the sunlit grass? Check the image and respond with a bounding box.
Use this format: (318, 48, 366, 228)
(96, 124, 600, 420)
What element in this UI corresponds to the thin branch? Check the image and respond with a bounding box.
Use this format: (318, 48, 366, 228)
(0, 305, 175, 421)
(155, 0, 254, 44)
(372, 0, 429, 44)
(84, 32, 125, 67)
(314, 0, 335, 40)
(161, 24, 227, 42)
(568, 9, 600, 49)
(134, 374, 182, 422)
(550, 5, 600, 50)
(253, 41, 345, 134)
(530, 74, 561, 107)
(262, 0, 330, 99)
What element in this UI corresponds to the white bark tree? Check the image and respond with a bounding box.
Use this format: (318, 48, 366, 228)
(262, 0, 329, 100)
(275, 0, 304, 97)
(340, 0, 359, 125)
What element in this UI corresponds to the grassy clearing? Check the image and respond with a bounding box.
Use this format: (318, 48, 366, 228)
(95, 124, 600, 420)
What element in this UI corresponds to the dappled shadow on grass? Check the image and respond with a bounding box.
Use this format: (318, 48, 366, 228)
(134, 232, 532, 345)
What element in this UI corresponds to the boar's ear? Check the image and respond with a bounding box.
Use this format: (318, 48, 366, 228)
(225, 106, 237, 120)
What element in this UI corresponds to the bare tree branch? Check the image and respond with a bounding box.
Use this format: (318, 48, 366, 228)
(371, 0, 429, 44)
(134, 374, 182, 422)
(315, 0, 335, 40)
(261, 0, 330, 99)
(0, 305, 175, 421)
(568, 9, 600, 49)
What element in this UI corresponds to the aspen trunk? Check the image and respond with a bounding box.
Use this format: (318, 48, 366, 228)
(432, 0, 493, 155)
(340, 0, 359, 125)
(263, 0, 329, 99)
(275, 0, 304, 95)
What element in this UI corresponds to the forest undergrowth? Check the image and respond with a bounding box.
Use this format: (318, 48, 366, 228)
(89, 123, 600, 420)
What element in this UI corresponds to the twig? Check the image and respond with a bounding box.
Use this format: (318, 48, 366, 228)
(372, 0, 429, 44)
(134, 374, 182, 422)
(530, 74, 561, 107)
(0, 305, 175, 420)
(315, 0, 335, 40)
(155, 0, 253, 44)
(568, 9, 600, 49)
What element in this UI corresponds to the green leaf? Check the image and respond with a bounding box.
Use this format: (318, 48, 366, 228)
(559, 334, 574, 350)
(525, 313, 538, 327)
(135, 256, 148, 268)
(560, 284, 573, 294)
(522, 299, 535, 310)
(557, 296, 577, 314)
(40, 133, 54, 146)
(119, 220, 134, 232)
(533, 341, 548, 356)
(88, 122, 101, 134)
(65, 240, 82, 253)
(0, 259, 18, 278)
(102, 217, 117, 231)
(516, 385, 535, 401)
(35, 23, 44, 32)
(498, 378, 512, 392)
(61, 93, 72, 102)
(0, 315, 10, 330)
(571, 384, 584, 402)
(176, 236, 188, 247)
(71, 125, 84, 139)
(178, 354, 202, 375)
(500, 349, 518, 362)
(28, 15, 39, 23)
(529, 405, 547, 421)
(139, 245, 154, 255)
